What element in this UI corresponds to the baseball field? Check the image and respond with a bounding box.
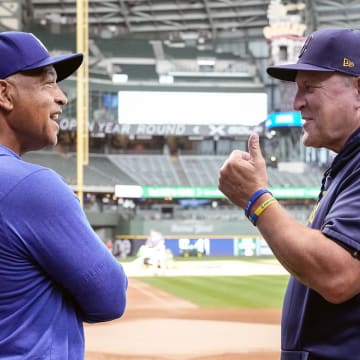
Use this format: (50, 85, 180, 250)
(84, 257, 288, 360)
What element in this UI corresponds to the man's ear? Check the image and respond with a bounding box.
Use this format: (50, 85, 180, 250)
(355, 76, 360, 94)
(0, 79, 13, 111)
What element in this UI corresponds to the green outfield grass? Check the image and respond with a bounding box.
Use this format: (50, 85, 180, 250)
(137, 275, 289, 308)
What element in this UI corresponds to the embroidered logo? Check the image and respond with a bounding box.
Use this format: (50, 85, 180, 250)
(343, 57, 355, 68)
(298, 34, 313, 58)
(308, 202, 320, 224)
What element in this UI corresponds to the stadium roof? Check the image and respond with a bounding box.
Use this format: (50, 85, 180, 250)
(21, 1, 360, 41)
(2, 1, 360, 93)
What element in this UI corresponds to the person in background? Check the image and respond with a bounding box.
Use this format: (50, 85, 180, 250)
(144, 228, 167, 272)
(145, 228, 165, 249)
(219, 28, 360, 359)
(0, 31, 127, 359)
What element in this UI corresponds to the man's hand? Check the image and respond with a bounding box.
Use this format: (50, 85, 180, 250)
(218, 133, 268, 209)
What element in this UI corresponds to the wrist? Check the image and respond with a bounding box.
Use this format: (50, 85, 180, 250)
(244, 189, 272, 219)
(249, 197, 277, 226)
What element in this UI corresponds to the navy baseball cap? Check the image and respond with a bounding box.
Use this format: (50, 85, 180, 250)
(267, 28, 360, 81)
(0, 31, 83, 82)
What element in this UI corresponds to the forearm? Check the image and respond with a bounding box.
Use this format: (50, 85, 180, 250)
(254, 199, 360, 302)
(218, 134, 360, 302)
(255, 200, 316, 278)
(79, 257, 128, 323)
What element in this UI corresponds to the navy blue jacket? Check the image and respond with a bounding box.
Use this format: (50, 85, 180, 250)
(281, 128, 360, 359)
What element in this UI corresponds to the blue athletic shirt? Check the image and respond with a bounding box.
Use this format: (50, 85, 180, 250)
(0, 145, 128, 359)
(281, 128, 360, 360)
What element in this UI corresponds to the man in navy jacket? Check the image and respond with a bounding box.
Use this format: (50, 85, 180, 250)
(219, 28, 360, 359)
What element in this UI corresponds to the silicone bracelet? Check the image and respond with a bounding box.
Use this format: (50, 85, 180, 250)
(250, 197, 277, 226)
(244, 189, 272, 219)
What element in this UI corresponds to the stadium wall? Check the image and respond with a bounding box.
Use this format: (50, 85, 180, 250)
(112, 218, 267, 257)
(116, 219, 256, 236)
(112, 236, 272, 258)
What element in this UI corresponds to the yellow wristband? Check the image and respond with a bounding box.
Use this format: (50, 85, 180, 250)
(250, 197, 277, 226)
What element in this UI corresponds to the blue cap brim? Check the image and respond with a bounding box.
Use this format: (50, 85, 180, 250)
(267, 63, 334, 82)
(22, 52, 84, 82)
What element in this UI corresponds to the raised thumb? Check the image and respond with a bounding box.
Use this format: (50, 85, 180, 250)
(248, 133, 263, 161)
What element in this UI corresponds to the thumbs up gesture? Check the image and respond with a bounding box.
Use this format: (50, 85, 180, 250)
(218, 133, 269, 209)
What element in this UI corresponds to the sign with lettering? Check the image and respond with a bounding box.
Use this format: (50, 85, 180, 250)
(115, 185, 319, 199)
(59, 119, 263, 137)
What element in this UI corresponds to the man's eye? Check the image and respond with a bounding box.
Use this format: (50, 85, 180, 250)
(305, 85, 320, 92)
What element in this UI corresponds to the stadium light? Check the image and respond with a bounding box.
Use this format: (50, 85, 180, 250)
(112, 73, 128, 83)
(197, 57, 216, 66)
(158, 74, 174, 84)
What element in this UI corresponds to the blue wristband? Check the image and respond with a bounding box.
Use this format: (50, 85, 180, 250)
(244, 189, 272, 219)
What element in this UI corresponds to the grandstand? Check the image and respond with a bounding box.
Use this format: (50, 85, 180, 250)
(9, 0, 353, 256)
(108, 154, 182, 186)
(23, 141, 323, 257)
(23, 151, 323, 189)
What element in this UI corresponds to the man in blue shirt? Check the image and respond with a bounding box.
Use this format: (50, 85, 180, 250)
(0, 32, 127, 359)
(219, 28, 360, 359)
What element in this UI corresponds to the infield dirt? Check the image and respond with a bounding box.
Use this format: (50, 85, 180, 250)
(85, 260, 285, 360)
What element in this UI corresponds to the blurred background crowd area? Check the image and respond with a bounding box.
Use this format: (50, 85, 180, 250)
(6, 0, 358, 256)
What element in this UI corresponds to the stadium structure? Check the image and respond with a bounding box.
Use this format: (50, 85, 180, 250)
(3, 0, 358, 257)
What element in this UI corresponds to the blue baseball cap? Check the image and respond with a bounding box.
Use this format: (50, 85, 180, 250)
(267, 28, 360, 81)
(0, 31, 83, 82)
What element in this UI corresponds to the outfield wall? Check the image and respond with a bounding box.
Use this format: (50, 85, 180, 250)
(116, 218, 257, 237)
(113, 235, 272, 258)
(113, 218, 270, 257)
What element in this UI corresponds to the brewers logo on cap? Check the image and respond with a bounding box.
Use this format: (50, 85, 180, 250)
(298, 34, 313, 59)
(343, 58, 355, 68)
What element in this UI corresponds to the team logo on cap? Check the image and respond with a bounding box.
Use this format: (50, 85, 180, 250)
(298, 34, 313, 58)
(343, 58, 355, 68)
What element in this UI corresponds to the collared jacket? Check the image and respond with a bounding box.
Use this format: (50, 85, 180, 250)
(281, 128, 360, 360)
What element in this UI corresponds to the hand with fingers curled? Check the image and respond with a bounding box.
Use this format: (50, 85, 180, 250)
(218, 133, 268, 209)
